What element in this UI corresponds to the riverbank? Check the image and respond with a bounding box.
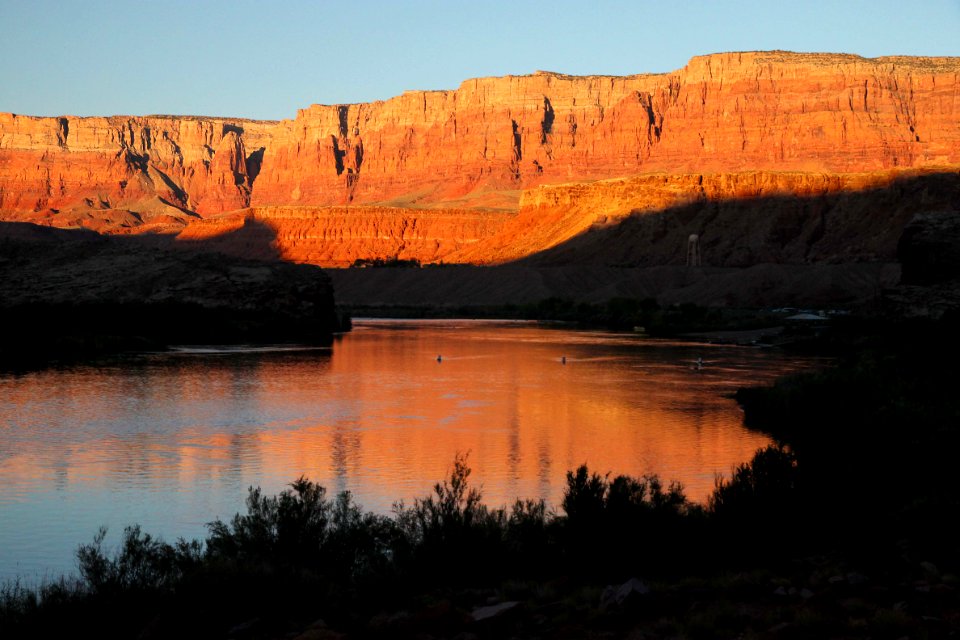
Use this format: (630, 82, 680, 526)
(343, 298, 831, 343)
(0, 223, 345, 371)
(735, 313, 960, 557)
(2, 442, 956, 639)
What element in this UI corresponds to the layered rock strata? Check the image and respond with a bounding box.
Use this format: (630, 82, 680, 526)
(2, 51, 959, 235)
(2, 51, 959, 312)
(177, 206, 513, 266)
(0, 114, 276, 230)
(254, 52, 960, 208)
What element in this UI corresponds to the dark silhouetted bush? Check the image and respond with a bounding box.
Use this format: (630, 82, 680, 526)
(559, 464, 696, 574)
(393, 452, 521, 581)
(77, 525, 202, 595)
(706, 445, 802, 559)
(207, 477, 332, 567)
(708, 445, 798, 521)
(207, 477, 397, 584)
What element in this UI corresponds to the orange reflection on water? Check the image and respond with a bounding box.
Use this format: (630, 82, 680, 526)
(247, 322, 783, 507)
(0, 321, 824, 578)
(192, 324, 793, 505)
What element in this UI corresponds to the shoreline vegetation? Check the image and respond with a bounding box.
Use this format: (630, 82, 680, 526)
(2, 313, 958, 638)
(0, 448, 804, 639)
(0, 301, 353, 372)
(0, 226, 347, 372)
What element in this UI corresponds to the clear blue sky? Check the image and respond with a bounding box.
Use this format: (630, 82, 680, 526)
(2, 0, 958, 120)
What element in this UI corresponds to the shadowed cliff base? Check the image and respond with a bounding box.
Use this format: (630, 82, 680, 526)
(4, 169, 958, 363)
(318, 170, 959, 312)
(0, 221, 343, 369)
(513, 170, 960, 269)
(171, 169, 960, 270)
(329, 262, 899, 310)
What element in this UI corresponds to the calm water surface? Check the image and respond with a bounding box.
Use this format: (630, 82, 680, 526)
(0, 320, 823, 581)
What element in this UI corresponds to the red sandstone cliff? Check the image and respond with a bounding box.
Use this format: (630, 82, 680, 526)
(0, 114, 276, 231)
(252, 51, 960, 208)
(2, 51, 959, 265)
(176, 206, 512, 266)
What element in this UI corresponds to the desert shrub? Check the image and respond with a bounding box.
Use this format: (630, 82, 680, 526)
(206, 476, 332, 567)
(322, 491, 399, 581)
(562, 465, 608, 526)
(506, 498, 549, 548)
(705, 445, 803, 561)
(395, 452, 485, 543)
(559, 465, 693, 574)
(77, 525, 201, 595)
(393, 452, 511, 580)
(0, 577, 91, 639)
(562, 466, 689, 525)
(709, 445, 799, 521)
(206, 477, 396, 583)
(0, 580, 37, 633)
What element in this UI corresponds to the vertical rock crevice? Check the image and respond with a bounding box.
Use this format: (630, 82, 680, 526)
(540, 97, 555, 144)
(510, 119, 522, 181)
(56, 117, 69, 148)
(337, 106, 349, 139)
(511, 119, 522, 162)
(246, 147, 266, 185)
(332, 136, 346, 176)
(638, 92, 663, 145)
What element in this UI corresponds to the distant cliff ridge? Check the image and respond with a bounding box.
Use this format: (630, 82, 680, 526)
(1, 51, 959, 275)
(254, 51, 960, 209)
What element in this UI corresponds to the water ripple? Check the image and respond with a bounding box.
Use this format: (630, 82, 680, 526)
(0, 320, 825, 580)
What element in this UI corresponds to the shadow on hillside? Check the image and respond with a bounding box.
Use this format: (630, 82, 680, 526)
(168, 214, 284, 261)
(0, 215, 286, 261)
(327, 170, 960, 310)
(516, 170, 960, 269)
(0, 219, 342, 369)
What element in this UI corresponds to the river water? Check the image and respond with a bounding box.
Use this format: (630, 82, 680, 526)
(0, 320, 821, 581)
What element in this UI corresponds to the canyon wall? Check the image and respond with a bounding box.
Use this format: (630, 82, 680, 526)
(490, 168, 960, 267)
(2, 51, 959, 299)
(253, 51, 960, 208)
(0, 114, 277, 231)
(3, 52, 959, 228)
(177, 206, 513, 266)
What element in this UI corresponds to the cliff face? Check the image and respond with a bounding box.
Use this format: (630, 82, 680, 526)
(1, 51, 959, 285)
(177, 206, 512, 266)
(253, 51, 960, 207)
(509, 168, 960, 267)
(3, 51, 959, 228)
(0, 114, 277, 231)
